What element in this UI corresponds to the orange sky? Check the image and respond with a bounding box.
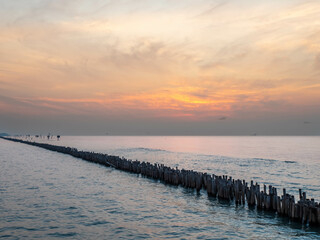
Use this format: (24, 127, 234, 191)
(0, 0, 319, 135)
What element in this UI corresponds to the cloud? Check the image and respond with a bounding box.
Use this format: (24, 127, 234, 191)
(315, 53, 320, 70)
(194, 1, 228, 18)
(0, 0, 320, 135)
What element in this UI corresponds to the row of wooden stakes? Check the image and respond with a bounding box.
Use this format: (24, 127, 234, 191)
(3, 137, 320, 226)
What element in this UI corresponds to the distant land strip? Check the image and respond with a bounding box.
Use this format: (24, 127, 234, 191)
(2, 136, 319, 226)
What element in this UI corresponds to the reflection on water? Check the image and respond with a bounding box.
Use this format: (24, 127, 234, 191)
(1, 137, 319, 239)
(50, 136, 320, 163)
(38, 136, 320, 200)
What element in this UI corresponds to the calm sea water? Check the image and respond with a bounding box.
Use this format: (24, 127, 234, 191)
(1, 136, 319, 239)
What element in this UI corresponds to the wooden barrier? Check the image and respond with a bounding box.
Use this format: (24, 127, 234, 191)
(2, 137, 319, 226)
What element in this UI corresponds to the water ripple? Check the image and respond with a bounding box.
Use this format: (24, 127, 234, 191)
(1, 137, 319, 239)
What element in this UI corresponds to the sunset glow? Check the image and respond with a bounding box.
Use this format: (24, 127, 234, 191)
(1, 0, 319, 135)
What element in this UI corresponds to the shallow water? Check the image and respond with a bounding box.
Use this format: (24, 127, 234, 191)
(1, 136, 319, 239)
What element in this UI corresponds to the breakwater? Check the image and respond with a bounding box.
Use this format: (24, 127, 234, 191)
(3, 137, 320, 226)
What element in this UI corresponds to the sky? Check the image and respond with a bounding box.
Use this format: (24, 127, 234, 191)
(0, 0, 319, 135)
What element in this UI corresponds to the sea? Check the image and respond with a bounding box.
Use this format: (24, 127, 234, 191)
(0, 136, 319, 239)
